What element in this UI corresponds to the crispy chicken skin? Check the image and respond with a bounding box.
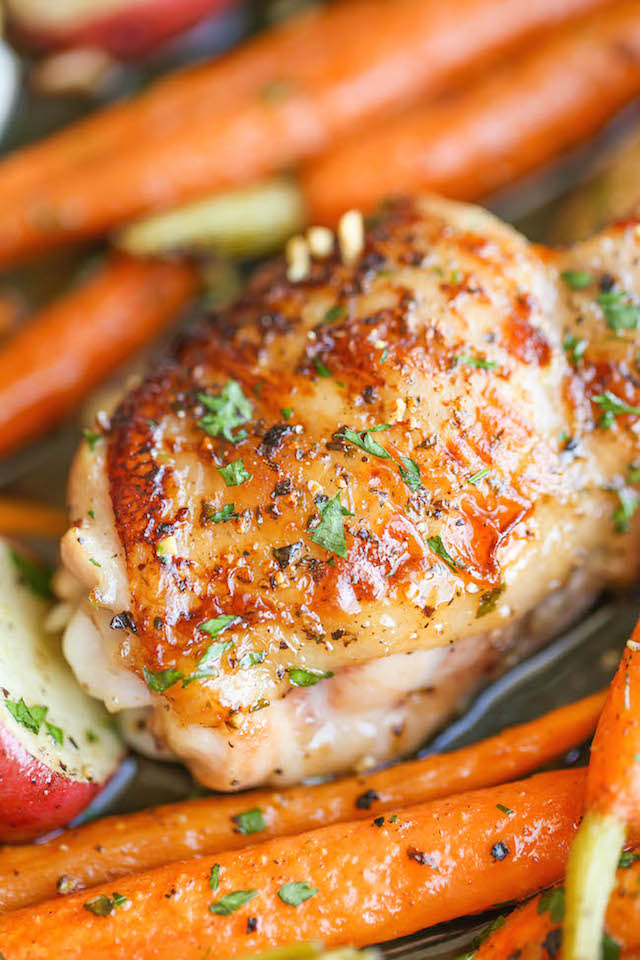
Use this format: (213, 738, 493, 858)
(59, 195, 640, 789)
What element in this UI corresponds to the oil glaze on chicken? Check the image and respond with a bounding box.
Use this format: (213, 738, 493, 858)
(58, 195, 640, 790)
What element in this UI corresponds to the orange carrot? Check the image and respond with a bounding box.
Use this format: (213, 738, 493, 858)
(0, 255, 196, 459)
(0, 0, 618, 265)
(564, 620, 640, 960)
(0, 769, 613, 960)
(0, 498, 68, 538)
(302, 0, 640, 226)
(474, 853, 640, 958)
(0, 691, 604, 912)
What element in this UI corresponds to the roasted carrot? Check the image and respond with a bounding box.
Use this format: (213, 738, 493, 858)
(0, 691, 604, 912)
(0, 0, 618, 266)
(474, 853, 640, 958)
(563, 621, 640, 960)
(302, 0, 640, 226)
(0, 255, 196, 459)
(0, 497, 67, 538)
(0, 769, 614, 959)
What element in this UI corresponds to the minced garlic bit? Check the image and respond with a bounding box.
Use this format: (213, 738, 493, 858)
(306, 225, 334, 259)
(156, 535, 178, 558)
(338, 209, 364, 265)
(286, 234, 311, 282)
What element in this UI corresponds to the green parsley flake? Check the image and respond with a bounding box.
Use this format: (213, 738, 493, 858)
(209, 890, 258, 916)
(457, 355, 497, 370)
(233, 808, 266, 835)
(628, 464, 640, 483)
(5, 698, 48, 735)
(593, 391, 640, 424)
(399, 457, 423, 492)
(563, 333, 588, 365)
(218, 459, 252, 487)
(313, 357, 331, 378)
(561, 270, 594, 290)
(602, 933, 621, 960)
(619, 851, 640, 869)
(209, 864, 221, 892)
(45, 721, 64, 746)
(142, 666, 184, 693)
(82, 428, 102, 451)
(238, 650, 266, 669)
(426, 535, 458, 572)
(496, 803, 514, 816)
(613, 488, 639, 534)
(476, 583, 505, 618)
(597, 290, 640, 332)
(288, 667, 334, 687)
(199, 616, 238, 639)
(205, 503, 236, 523)
(198, 381, 252, 444)
(83, 892, 128, 917)
(310, 492, 352, 558)
(538, 886, 565, 924)
(468, 468, 489, 485)
(10, 548, 53, 600)
(277, 881, 318, 907)
(184, 634, 236, 686)
(281, 407, 294, 420)
(342, 425, 391, 460)
(321, 305, 346, 325)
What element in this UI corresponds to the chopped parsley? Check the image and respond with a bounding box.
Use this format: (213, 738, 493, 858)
(209, 864, 221, 892)
(561, 270, 594, 290)
(426, 535, 458, 572)
(83, 892, 129, 917)
(45, 721, 64, 746)
(287, 667, 334, 687)
(199, 616, 238, 639)
(593, 391, 640, 425)
(309, 492, 352, 559)
(198, 381, 252, 444)
(399, 457, 423, 492)
(313, 357, 331, 378)
(476, 583, 505, 618)
(321, 305, 346, 325)
(628, 463, 640, 483)
(4, 698, 48, 735)
(218, 459, 252, 487)
(205, 503, 236, 523)
(10, 548, 53, 599)
(142, 666, 184, 693)
(281, 407, 294, 420)
(613, 488, 639, 534)
(468, 468, 489, 485)
(597, 290, 640, 332)
(277, 881, 317, 907)
(619, 851, 640, 869)
(457, 355, 496, 370)
(496, 803, 514, 816)
(209, 890, 258, 916)
(341, 425, 391, 460)
(82, 428, 102, 451)
(232, 808, 266, 835)
(238, 650, 266, 669)
(563, 333, 588, 365)
(184, 635, 235, 686)
(538, 886, 565, 924)
(602, 933, 621, 960)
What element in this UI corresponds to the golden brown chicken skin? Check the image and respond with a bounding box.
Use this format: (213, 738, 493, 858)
(59, 195, 640, 788)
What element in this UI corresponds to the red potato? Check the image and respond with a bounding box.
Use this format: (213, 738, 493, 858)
(0, 539, 124, 842)
(5, 0, 238, 58)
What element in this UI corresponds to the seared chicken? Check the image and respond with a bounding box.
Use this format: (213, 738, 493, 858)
(59, 195, 640, 790)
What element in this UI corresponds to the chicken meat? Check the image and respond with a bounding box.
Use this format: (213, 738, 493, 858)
(58, 195, 640, 790)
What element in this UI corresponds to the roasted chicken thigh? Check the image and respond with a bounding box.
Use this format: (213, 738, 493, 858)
(59, 195, 640, 789)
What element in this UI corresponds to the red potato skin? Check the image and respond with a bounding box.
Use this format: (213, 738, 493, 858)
(7, 0, 237, 58)
(0, 722, 103, 844)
